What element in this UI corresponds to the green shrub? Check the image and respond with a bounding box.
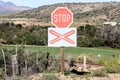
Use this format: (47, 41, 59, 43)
(92, 69, 107, 77)
(0, 68, 4, 80)
(92, 38, 105, 47)
(48, 59, 61, 72)
(97, 58, 106, 65)
(112, 43, 120, 48)
(40, 74, 60, 80)
(104, 59, 120, 73)
(77, 36, 93, 47)
(93, 58, 120, 76)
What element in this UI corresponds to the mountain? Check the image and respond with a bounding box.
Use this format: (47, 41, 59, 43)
(0, 0, 31, 14)
(9, 2, 120, 25)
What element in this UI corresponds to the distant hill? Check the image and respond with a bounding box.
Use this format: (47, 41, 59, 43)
(0, 0, 31, 14)
(9, 2, 120, 25)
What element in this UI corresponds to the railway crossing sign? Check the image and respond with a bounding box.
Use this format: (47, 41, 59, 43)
(48, 28, 77, 47)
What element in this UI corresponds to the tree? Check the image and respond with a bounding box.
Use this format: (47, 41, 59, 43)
(96, 25, 120, 47)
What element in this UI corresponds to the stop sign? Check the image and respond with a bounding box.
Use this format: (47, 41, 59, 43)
(51, 7, 73, 28)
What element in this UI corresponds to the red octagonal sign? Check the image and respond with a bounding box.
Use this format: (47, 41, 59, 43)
(51, 7, 73, 28)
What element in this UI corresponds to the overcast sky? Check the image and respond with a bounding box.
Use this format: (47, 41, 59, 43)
(2, 0, 120, 8)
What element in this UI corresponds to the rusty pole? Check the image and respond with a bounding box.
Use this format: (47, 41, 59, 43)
(61, 46, 64, 75)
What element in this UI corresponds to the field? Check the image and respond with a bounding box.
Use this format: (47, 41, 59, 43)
(0, 17, 87, 27)
(2, 45, 120, 59)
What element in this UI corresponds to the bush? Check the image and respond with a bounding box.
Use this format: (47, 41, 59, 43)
(104, 59, 120, 73)
(48, 59, 61, 73)
(0, 68, 4, 80)
(40, 74, 60, 80)
(77, 36, 93, 47)
(97, 58, 106, 65)
(112, 43, 120, 48)
(92, 69, 107, 77)
(92, 38, 105, 47)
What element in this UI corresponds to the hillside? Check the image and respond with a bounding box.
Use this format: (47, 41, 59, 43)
(8, 2, 120, 25)
(0, 0, 31, 14)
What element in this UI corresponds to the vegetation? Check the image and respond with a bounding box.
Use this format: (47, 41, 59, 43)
(0, 46, 120, 79)
(0, 46, 64, 78)
(0, 22, 120, 48)
(0, 22, 47, 46)
(93, 57, 120, 75)
(104, 58, 120, 73)
(92, 69, 107, 77)
(78, 24, 120, 48)
(40, 74, 60, 80)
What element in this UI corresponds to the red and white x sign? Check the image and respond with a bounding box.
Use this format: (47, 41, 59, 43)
(48, 28, 77, 47)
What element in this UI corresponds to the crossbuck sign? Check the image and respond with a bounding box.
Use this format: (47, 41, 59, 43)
(48, 28, 76, 47)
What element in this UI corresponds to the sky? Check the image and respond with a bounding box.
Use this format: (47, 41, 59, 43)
(2, 0, 120, 8)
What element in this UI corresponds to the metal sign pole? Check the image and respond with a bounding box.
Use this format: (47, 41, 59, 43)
(61, 46, 64, 75)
